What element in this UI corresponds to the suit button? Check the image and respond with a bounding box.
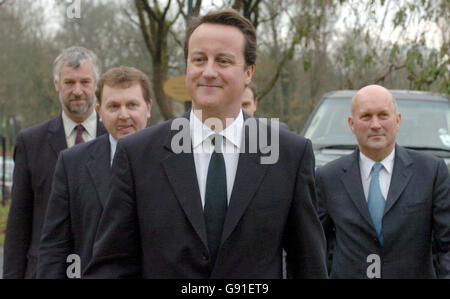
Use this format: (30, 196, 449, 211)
(202, 254, 209, 261)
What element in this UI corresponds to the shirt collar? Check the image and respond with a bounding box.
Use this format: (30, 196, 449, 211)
(62, 109, 97, 138)
(109, 134, 118, 166)
(360, 147, 396, 179)
(190, 109, 243, 150)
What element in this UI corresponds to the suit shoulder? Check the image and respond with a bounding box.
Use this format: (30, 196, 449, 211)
(16, 116, 61, 141)
(60, 134, 108, 160)
(401, 146, 447, 170)
(119, 118, 176, 147)
(316, 153, 354, 177)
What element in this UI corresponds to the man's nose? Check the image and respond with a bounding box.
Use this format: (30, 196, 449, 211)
(202, 61, 218, 79)
(73, 82, 83, 96)
(370, 117, 382, 129)
(118, 106, 130, 119)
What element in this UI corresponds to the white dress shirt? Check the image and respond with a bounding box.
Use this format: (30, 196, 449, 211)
(109, 134, 118, 166)
(359, 148, 395, 201)
(190, 110, 243, 209)
(62, 109, 98, 148)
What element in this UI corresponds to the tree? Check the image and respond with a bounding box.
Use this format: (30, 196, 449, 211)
(0, 0, 59, 147)
(133, 0, 203, 120)
(334, 0, 449, 93)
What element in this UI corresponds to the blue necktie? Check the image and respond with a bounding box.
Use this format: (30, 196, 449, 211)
(367, 162, 385, 245)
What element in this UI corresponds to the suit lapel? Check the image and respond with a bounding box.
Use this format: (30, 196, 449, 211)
(340, 150, 374, 228)
(161, 118, 208, 248)
(86, 135, 111, 207)
(96, 115, 107, 136)
(383, 145, 413, 215)
(220, 122, 269, 246)
(47, 115, 68, 157)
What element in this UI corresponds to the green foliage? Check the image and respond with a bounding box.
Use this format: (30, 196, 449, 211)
(0, 203, 9, 246)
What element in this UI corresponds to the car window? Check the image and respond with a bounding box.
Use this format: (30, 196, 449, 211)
(397, 100, 450, 149)
(304, 97, 450, 150)
(304, 98, 355, 146)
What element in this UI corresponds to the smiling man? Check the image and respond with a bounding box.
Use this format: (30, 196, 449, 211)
(84, 10, 327, 279)
(316, 84, 450, 278)
(37, 66, 152, 278)
(3, 47, 107, 279)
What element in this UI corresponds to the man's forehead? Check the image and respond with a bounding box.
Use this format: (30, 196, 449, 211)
(189, 23, 245, 49)
(353, 95, 395, 112)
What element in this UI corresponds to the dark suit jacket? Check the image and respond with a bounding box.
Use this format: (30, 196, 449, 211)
(316, 145, 450, 279)
(3, 115, 106, 278)
(37, 134, 111, 278)
(84, 116, 328, 278)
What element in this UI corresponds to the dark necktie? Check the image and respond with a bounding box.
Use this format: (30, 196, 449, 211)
(367, 162, 385, 245)
(74, 124, 85, 145)
(204, 134, 227, 266)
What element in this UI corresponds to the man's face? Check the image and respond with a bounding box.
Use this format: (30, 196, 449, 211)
(348, 87, 401, 160)
(96, 83, 151, 140)
(241, 87, 257, 116)
(186, 23, 254, 118)
(54, 62, 96, 121)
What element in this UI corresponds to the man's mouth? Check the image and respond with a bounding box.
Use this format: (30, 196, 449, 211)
(117, 125, 134, 133)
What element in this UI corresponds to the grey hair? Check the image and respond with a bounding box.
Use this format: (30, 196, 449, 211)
(53, 46, 101, 83)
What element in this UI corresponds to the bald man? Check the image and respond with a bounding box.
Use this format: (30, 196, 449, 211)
(316, 85, 450, 278)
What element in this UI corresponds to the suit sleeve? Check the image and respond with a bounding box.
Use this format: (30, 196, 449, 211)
(316, 169, 335, 237)
(37, 153, 73, 278)
(283, 139, 328, 278)
(315, 167, 336, 274)
(431, 158, 450, 278)
(83, 142, 141, 278)
(3, 133, 33, 278)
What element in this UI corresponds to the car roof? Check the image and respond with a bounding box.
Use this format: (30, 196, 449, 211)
(322, 90, 449, 102)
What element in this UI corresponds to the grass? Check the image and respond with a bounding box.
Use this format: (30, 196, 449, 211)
(0, 201, 10, 246)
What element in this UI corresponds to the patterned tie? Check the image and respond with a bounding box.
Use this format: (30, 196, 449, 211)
(74, 124, 85, 145)
(367, 162, 385, 245)
(204, 134, 227, 266)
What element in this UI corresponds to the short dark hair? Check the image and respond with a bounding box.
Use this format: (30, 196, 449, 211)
(184, 9, 257, 67)
(96, 66, 152, 105)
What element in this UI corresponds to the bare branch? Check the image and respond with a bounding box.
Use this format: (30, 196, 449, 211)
(176, 0, 188, 20)
(140, 0, 159, 22)
(134, 0, 155, 54)
(161, 0, 172, 21)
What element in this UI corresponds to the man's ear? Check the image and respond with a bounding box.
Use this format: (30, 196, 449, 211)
(146, 100, 152, 119)
(54, 79, 59, 93)
(348, 116, 355, 134)
(96, 103, 102, 122)
(245, 65, 255, 85)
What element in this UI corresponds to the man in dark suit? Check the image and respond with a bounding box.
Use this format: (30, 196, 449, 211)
(84, 9, 327, 279)
(3, 46, 107, 278)
(316, 84, 450, 278)
(37, 66, 152, 279)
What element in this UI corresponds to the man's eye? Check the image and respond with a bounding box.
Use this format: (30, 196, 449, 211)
(193, 57, 205, 63)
